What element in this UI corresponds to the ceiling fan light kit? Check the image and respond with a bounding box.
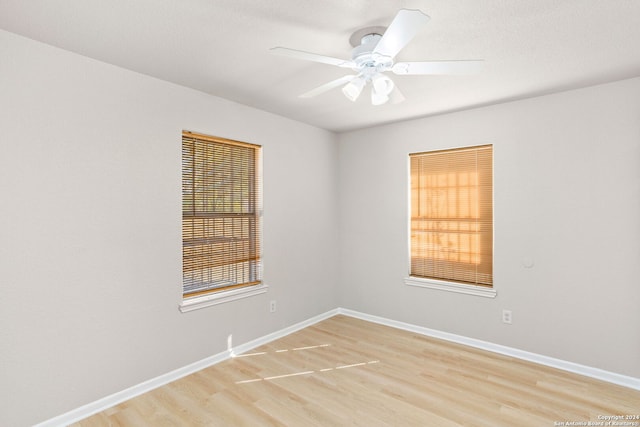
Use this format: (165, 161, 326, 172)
(270, 9, 482, 106)
(342, 76, 366, 101)
(371, 74, 394, 105)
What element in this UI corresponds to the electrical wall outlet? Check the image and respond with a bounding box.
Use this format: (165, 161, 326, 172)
(502, 309, 513, 324)
(270, 300, 277, 313)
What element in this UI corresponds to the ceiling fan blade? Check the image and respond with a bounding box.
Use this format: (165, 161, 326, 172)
(373, 9, 430, 59)
(392, 60, 483, 75)
(299, 75, 357, 98)
(270, 47, 354, 68)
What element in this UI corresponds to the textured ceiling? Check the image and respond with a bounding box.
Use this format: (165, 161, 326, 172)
(1, 0, 639, 132)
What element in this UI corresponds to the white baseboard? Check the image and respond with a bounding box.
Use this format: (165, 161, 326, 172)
(35, 350, 235, 427)
(337, 307, 640, 391)
(35, 308, 340, 427)
(231, 308, 340, 357)
(36, 306, 638, 426)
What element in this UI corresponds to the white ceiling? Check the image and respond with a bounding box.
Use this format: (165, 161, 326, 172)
(1, 0, 639, 132)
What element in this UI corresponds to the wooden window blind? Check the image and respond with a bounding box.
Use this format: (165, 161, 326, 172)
(410, 145, 493, 287)
(182, 131, 262, 298)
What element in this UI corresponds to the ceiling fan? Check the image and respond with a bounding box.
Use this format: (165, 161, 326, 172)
(270, 9, 482, 106)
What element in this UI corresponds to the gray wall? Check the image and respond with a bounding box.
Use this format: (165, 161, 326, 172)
(0, 30, 339, 427)
(337, 76, 640, 379)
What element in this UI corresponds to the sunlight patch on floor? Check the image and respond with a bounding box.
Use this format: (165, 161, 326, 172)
(235, 360, 380, 384)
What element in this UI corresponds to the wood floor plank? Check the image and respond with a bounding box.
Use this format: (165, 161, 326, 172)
(72, 315, 640, 426)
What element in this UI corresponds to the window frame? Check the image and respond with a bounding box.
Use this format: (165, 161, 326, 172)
(404, 144, 496, 298)
(179, 131, 266, 312)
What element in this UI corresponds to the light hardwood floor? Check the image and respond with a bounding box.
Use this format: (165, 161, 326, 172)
(73, 315, 640, 426)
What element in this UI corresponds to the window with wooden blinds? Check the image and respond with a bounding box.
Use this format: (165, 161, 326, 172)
(182, 131, 262, 298)
(409, 145, 493, 287)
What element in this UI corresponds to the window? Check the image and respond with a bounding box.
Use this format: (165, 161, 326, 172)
(408, 145, 493, 293)
(181, 131, 262, 303)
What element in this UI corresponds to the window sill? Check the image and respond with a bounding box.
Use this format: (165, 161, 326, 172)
(404, 277, 496, 298)
(179, 283, 269, 313)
